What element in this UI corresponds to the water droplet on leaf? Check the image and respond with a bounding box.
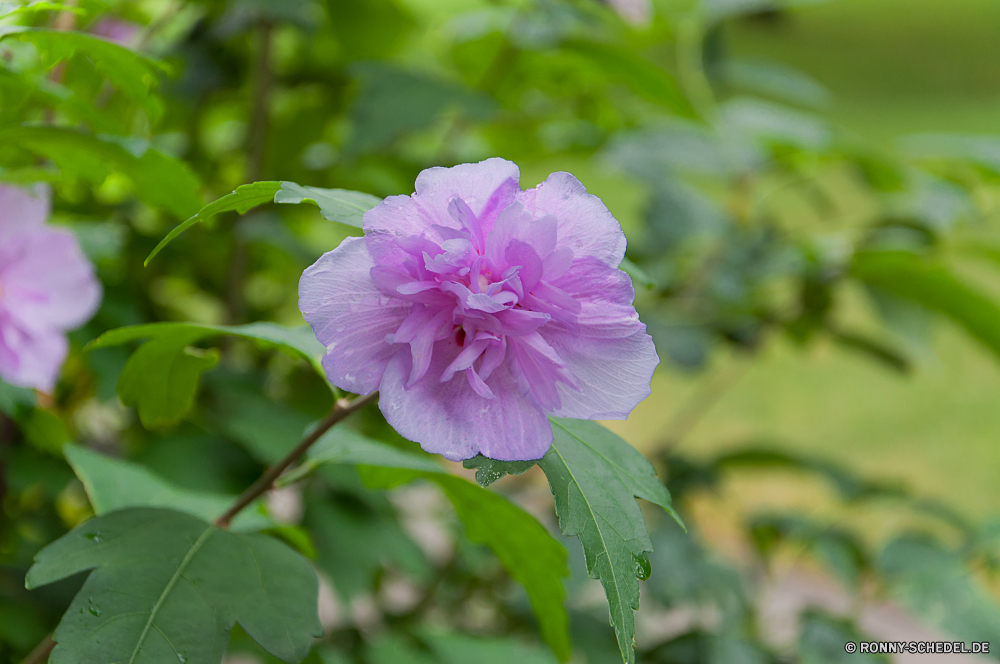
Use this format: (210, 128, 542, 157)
(84, 532, 102, 543)
(633, 552, 651, 581)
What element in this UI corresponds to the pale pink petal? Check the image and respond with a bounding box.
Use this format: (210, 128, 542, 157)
(0, 184, 50, 245)
(299, 237, 410, 395)
(542, 258, 659, 419)
(378, 338, 552, 461)
(517, 172, 627, 268)
(413, 158, 521, 239)
(0, 320, 67, 392)
(3, 229, 102, 332)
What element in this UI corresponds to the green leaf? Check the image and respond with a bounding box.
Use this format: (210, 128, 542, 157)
(423, 630, 560, 664)
(65, 444, 271, 532)
(0, 27, 167, 121)
(852, 250, 1000, 359)
(721, 58, 831, 109)
(0, 2, 83, 19)
(1, 126, 201, 219)
(561, 41, 693, 117)
(116, 338, 219, 429)
(274, 182, 381, 228)
(26, 508, 321, 664)
(298, 428, 572, 661)
(538, 418, 678, 664)
(463, 455, 538, 487)
(22, 408, 70, 455)
(87, 322, 328, 428)
(0, 378, 35, 418)
(145, 181, 281, 265)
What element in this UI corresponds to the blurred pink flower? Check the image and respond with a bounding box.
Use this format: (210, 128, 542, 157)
(300, 159, 658, 461)
(0, 185, 102, 392)
(604, 0, 653, 25)
(90, 17, 142, 47)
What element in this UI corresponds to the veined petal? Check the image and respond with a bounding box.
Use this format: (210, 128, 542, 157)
(440, 337, 490, 383)
(379, 340, 552, 461)
(300, 237, 410, 395)
(414, 158, 521, 239)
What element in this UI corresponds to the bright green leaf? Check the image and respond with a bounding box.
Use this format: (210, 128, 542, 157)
(0, 2, 82, 20)
(26, 508, 321, 664)
(116, 338, 219, 429)
(275, 182, 381, 227)
(463, 455, 538, 487)
(0, 27, 167, 121)
(538, 418, 678, 664)
(0, 126, 201, 219)
(145, 181, 282, 265)
(423, 630, 559, 664)
(64, 444, 271, 532)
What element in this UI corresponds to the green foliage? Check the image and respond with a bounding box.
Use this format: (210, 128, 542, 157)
(463, 455, 538, 487)
(301, 427, 572, 661)
(65, 444, 271, 532)
(27, 508, 321, 664)
(539, 419, 677, 664)
(274, 182, 382, 227)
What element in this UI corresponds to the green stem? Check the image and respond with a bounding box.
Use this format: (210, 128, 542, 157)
(676, 14, 716, 121)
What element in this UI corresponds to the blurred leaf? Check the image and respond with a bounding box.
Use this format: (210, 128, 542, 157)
(718, 97, 831, 150)
(561, 40, 693, 116)
(327, 0, 415, 60)
(65, 444, 270, 532)
(538, 418, 678, 664)
(26, 508, 321, 664)
(423, 630, 559, 664)
(701, 0, 833, 22)
(0, 2, 82, 19)
(1, 127, 201, 219)
(22, 408, 70, 455)
(720, 58, 831, 109)
(799, 611, 887, 664)
(827, 328, 911, 374)
(0, 378, 35, 417)
(212, 381, 314, 464)
(347, 61, 494, 152)
(0, 27, 166, 120)
(619, 258, 656, 290)
(145, 182, 281, 265)
(748, 514, 867, 587)
(306, 491, 429, 601)
(852, 250, 1000, 360)
(88, 321, 326, 377)
(602, 122, 758, 179)
(463, 455, 538, 487)
(275, 182, 381, 227)
(299, 427, 572, 661)
(116, 338, 219, 429)
(879, 535, 1000, 646)
(901, 133, 1000, 176)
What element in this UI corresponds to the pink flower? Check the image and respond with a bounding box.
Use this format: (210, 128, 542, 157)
(0, 185, 102, 392)
(299, 159, 658, 461)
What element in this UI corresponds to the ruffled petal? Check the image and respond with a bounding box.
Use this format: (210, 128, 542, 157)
(299, 237, 410, 395)
(0, 320, 67, 392)
(541, 257, 659, 419)
(413, 158, 521, 239)
(378, 338, 552, 461)
(517, 172, 627, 268)
(2, 228, 101, 333)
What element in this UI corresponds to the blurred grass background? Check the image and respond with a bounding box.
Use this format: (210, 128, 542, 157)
(605, 0, 1000, 520)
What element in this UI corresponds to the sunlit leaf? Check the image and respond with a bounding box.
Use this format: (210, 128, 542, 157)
(26, 508, 321, 664)
(65, 444, 271, 532)
(538, 418, 678, 664)
(0, 27, 167, 120)
(275, 182, 382, 227)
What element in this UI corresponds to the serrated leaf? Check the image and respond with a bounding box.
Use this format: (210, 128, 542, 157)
(65, 444, 271, 532)
(298, 428, 572, 661)
(463, 455, 538, 487)
(0, 27, 167, 120)
(538, 418, 677, 664)
(274, 182, 381, 227)
(117, 339, 219, 429)
(1, 126, 201, 219)
(145, 182, 282, 265)
(26, 508, 321, 664)
(851, 250, 1000, 360)
(88, 323, 328, 427)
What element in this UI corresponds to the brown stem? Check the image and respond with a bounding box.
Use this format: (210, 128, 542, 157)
(215, 392, 379, 528)
(20, 633, 55, 664)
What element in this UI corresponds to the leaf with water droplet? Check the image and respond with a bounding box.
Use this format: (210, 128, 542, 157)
(26, 508, 321, 664)
(463, 455, 538, 487)
(538, 418, 680, 664)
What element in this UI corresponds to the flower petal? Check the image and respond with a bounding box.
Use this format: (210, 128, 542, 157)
(2, 228, 102, 332)
(299, 237, 410, 395)
(0, 184, 50, 246)
(0, 320, 67, 392)
(518, 172, 627, 268)
(542, 258, 659, 419)
(379, 338, 552, 461)
(414, 158, 521, 239)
